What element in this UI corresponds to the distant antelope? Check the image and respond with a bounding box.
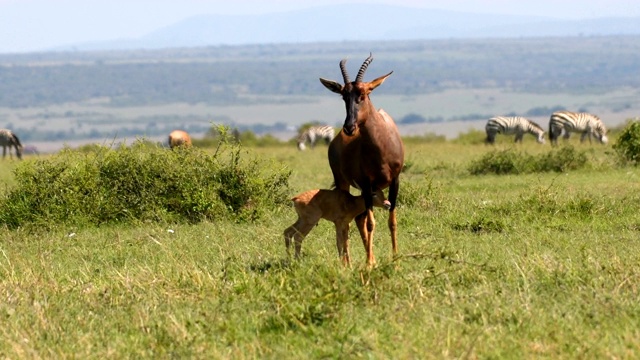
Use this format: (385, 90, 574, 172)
(168, 130, 192, 149)
(284, 188, 390, 264)
(320, 54, 405, 267)
(0, 129, 23, 160)
(485, 116, 546, 144)
(549, 111, 608, 146)
(297, 125, 335, 151)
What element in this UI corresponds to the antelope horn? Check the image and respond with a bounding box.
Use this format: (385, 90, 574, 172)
(355, 53, 373, 82)
(339, 59, 350, 84)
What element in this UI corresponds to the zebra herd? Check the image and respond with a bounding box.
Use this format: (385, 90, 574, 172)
(297, 110, 609, 151)
(485, 110, 609, 146)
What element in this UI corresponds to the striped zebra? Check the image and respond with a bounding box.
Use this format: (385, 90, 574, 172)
(297, 125, 335, 151)
(548, 111, 608, 146)
(0, 129, 23, 160)
(485, 116, 546, 145)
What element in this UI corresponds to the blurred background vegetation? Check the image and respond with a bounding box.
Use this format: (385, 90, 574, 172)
(1, 36, 639, 146)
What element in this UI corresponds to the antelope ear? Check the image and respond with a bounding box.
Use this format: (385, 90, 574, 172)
(368, 71, 393, 91)
(319, 78, 343, 94)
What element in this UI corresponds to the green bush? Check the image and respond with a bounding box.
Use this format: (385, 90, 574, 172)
(468, 146, 588, 175)
(468, 149, 531, 175)
(532, 146, 588, 173)
(0, 137, 291, 229)
(612, 120, 640, 166)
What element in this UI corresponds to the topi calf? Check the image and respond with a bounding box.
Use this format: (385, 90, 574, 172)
(284, 188, 391, 265)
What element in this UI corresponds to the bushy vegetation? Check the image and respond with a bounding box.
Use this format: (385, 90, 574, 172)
(468, 146, 589, 175)
(0, 135, 291, 229)
(612, 119, 640, 166)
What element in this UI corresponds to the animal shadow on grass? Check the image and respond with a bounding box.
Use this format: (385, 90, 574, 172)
(249, 258, 294, 274)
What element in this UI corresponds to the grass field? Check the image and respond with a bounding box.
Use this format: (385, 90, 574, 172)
(0, 136, 639, 358)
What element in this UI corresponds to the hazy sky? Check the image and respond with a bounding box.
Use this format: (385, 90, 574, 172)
(1, 0, 639, 53)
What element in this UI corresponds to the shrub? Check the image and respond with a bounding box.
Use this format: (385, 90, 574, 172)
(468, 146, 588, 175)
(468, 149, 531, 175)
(612, 120, 640, 166)
(0, 136, 291, 229)
(532, 146, 588, 173)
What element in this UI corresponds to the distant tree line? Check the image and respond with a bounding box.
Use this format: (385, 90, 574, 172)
(1, 36, 640, 108)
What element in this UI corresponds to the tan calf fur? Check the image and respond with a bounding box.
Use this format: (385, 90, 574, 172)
(168, 130, 192, 149)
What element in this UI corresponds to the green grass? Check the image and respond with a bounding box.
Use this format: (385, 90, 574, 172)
(0, 140, 639, 358)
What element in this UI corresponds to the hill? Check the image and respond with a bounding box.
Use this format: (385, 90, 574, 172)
(53, 4, 640, 52)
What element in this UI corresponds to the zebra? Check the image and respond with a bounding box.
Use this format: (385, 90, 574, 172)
(297, 125, 335, 151)
(485, 116, 546, 145)
(548, 111, 608, 146)
(0, 129, 23, 160)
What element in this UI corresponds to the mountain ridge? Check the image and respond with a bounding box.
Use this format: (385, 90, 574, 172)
(53, 4, 640, 52)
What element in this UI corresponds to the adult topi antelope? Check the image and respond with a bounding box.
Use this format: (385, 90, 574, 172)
(168, 130, 192, 149)
(319, 53, 405, 267)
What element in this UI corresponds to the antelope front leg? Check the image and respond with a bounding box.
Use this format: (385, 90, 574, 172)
(336, 222, 351, 267)
(388, 177, 400, 256)
(365, 209, 376, 267)
(284, 226, 294, 256)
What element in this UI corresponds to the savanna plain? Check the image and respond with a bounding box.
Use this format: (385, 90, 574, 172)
(0, 130, 639, 359)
